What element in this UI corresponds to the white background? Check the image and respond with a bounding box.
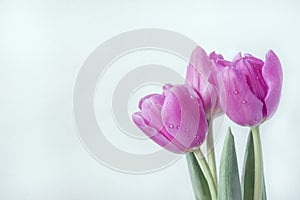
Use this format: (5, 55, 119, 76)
(1, 0, 299, 199)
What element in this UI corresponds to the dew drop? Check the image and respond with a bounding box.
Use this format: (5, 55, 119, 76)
(190, 95, 194, 99)
(176, 125, 180, 130)
(242, 100, 247, 104)
(256, 76, 259, 79)
(185, 128, 189, 132)
(169, 124, 174, 129)
(233, 90, 239, 95)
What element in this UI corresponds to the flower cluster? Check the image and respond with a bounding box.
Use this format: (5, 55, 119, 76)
(132, 46, 282, 153)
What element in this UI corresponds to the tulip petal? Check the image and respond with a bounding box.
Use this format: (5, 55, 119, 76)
(233, 52, 242, 62)
(157, 127, 187, 153)
(172, 85, 208, 149)
(140, 94, 165, 131)
(132, 112, 157, 137)
(262, 50, 283, 119)
(188, 46, 215, 77)
(132, 112, 183, 153)
(161, 84, 181, 135)
(138, 94, 157, 109)
(235, 58, 267, 102)
(220, 67, 264, 126)
(209, 51, 224, 61)
(162, 84, 208, 149)
(186, 47, 221, 116)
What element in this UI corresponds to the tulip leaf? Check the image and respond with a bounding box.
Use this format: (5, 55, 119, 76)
(242, 130, 267, 200)
(262, 175, 267, 200)
(218, 127, 242, 200)
(242, 130, 255, 200)
(186, 152, 211, 200)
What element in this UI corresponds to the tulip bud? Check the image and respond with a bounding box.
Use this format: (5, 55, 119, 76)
(211, 50, 283, 126)
(132, 84, 208, 153)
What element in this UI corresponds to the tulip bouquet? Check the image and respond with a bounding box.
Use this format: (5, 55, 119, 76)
(132, 46, 282, 200)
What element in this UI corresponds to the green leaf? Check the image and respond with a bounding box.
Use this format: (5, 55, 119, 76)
(242, 130, 267, 200)
(218, 127, 242, 200)
(262, 174, 267, 200)
(242, 131, 255, 200)
(186, 152, 211, 200)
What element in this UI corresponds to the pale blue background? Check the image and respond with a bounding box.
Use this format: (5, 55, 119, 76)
(0, 0, 299, 199)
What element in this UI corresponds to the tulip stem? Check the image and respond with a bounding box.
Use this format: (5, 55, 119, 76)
(194, 148, 218, 200)
(252, 125, 263, 200)
(207, 120, 218, 187)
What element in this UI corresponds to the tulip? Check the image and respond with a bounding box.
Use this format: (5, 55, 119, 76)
(186, 46, 223, 118)
(132, 84, 208, 153)
(210, 50, 283, 126)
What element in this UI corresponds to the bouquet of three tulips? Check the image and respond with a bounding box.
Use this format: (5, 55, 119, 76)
(132, 46, 282, 200)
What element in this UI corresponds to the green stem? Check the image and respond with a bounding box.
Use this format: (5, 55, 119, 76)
(194, 148, 218, 200)
(207, 119, 218, 187)
(252, 126, 263, 200)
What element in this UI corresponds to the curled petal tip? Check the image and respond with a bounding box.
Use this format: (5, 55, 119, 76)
(233, 52, 242, 62)
(209, 51, 224, 61)
(267, 49, 275, 56)
(132, 112, 144, 127)
(163, 83, 174, 91)
(138, 94, 152, 109)
(265, 49, 280, 63)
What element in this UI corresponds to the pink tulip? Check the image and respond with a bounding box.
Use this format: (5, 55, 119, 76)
(210, 50, 283, 126)
(132, 84, 208, 153)
(186, 46, 223, 118)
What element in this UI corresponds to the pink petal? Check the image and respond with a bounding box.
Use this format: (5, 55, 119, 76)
(262, 50, 283, 119)
(220, 67, 264, 126)
(161, 84, 181, 135)
(186, 47, 221, 117)
(138, 94, 156, 109)
(132, 113, 183, 153)
(188, 46, 214, 77)
(138, 93, 164, 109)
(163, 84, 208, 149)
(132, 112, 158, 138)
(209, 51, 224, 61)
(235, 58, 267, 102)
(140, 94, 165, 131)
(233, 52, 242, 62)
(210, 51, 233, 68)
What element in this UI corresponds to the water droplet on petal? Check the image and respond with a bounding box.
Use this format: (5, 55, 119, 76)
(234, 90, 239, 94)
(176, 125, 180, 130)
(185, 128, 189, 132)
(190, 95, 194, 99)
(169, 124, 174, 129)
(256, 76, 259, 79)
(242, 100, 247, 104)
